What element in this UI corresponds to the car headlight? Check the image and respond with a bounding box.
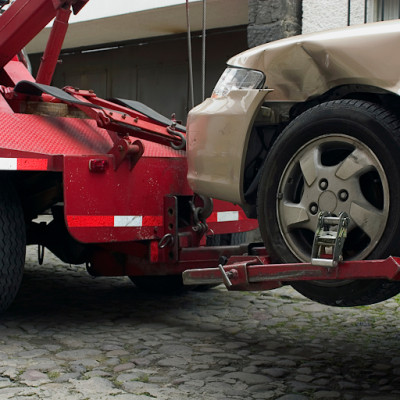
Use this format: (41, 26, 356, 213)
(212, 67, 266, 98)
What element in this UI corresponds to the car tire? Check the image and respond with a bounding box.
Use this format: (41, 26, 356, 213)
(257, 99, 400, 306)
(206, 232, 247, 246)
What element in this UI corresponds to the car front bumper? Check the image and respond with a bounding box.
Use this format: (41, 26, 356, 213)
(187, 89, 270, 205)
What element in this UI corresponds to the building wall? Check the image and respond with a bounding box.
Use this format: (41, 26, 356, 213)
(302, 0, 366, 33)
(302, 0, 400, 34)
(247, 0, 302, 47)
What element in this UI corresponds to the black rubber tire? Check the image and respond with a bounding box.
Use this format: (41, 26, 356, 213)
(206, 232, 247, 246)
(0, 181, 26, 313)
(257, 100, 400, 306)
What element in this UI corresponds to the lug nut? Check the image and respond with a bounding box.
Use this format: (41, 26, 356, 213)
(319, 179, 328, 190)
(309, 202, 318, 215)
(338, 190, 349, 201)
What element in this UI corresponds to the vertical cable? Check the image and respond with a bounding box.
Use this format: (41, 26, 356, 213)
(364, 0, 368, 23)
(186, 0, 195, 109)
(201, 0, 206, 101)
(347, 0, 351, 25)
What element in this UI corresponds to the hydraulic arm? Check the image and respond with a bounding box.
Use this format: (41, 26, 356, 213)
(0, 0, 88, 70)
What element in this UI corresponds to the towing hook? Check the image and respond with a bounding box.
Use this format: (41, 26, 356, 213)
(167, 126, 186, 150)
(189, 202, 208, 234)
(189, 194, 213, 235)
(192, 194, 213, 221)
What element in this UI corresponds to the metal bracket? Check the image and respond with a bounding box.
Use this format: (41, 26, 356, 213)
(106, 136, 144, 171)
(160, 196, 179, 263)
(311, 211, 349, 268)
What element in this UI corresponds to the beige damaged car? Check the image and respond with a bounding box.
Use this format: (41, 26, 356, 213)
(187, 20, 400, 306)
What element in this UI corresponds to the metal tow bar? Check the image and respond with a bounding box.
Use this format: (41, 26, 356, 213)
(182, 212, 400, 290)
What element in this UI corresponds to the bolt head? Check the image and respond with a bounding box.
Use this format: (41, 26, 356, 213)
(309, 203, 318, 215)
(319, 179, 328, 190)
(339, 190, 349, 201)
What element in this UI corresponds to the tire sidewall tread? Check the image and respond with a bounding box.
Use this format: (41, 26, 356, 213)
(0, 179, 26, 313)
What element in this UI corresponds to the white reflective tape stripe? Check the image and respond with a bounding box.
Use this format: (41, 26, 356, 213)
(217, 211, 239, 222)
(114, 216, 143, 227)
(0, 158, 17, 170)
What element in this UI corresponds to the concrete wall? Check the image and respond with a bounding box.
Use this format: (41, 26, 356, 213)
(302, 0, 366, 34)
(302, 0, 400, 34)
(247, 0, 302, 47)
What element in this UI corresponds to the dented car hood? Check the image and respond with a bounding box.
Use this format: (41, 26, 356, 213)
(229, 20, 400, 102)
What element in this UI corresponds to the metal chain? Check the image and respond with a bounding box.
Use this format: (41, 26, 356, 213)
(189, 199, 208, 234)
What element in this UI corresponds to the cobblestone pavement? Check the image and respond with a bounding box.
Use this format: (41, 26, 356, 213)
(0, 247, 400, 400)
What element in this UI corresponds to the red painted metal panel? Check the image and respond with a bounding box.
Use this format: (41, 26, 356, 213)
(143, 216, 164, 226)
(63, 154, 192, 243)
(206, 203, 257, 234)
(63, 154, 257, 243)
(150, 240, 160, 263)
(0, 113, 112, 156)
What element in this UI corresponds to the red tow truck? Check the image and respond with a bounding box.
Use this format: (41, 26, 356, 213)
(1, 0, 399, 314)
(0, 0, 259, 312)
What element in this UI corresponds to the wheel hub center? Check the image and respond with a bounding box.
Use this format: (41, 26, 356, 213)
(318, 190, 337, 213)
